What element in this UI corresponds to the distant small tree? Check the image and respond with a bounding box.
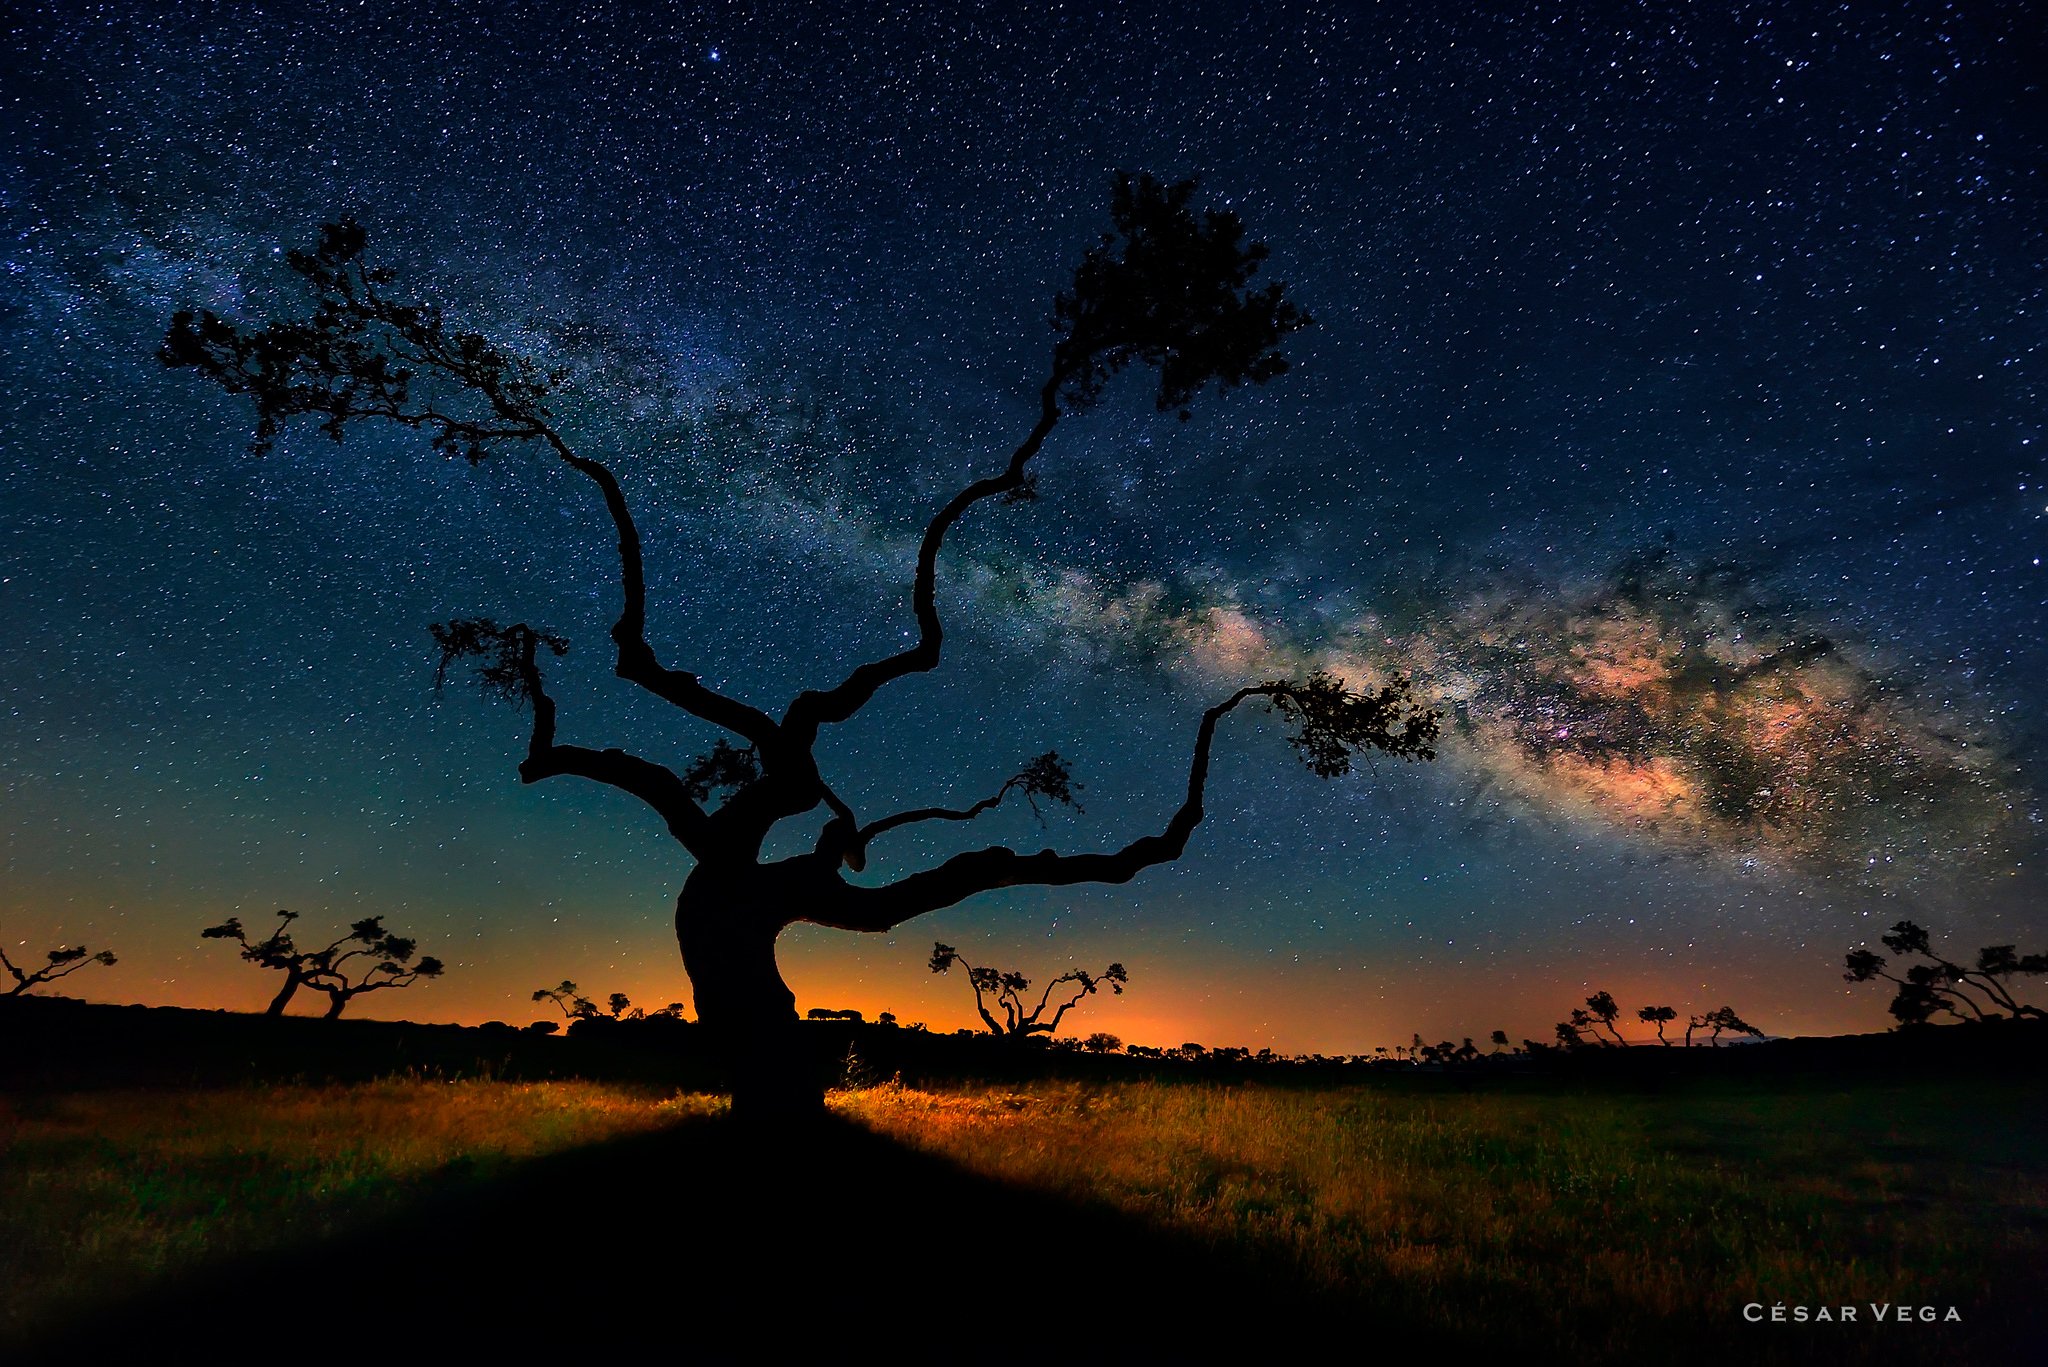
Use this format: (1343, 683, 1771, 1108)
(1081, 1032, 1122, 1054)
(1686, 1006, 1764, 1047)
(929, 942, 1126, 1039)
(203, 910, 443, 1018)
(533, 980, 599, 1021)
(3, 942, 116, 997)
(1638, 1005, 1678, 1045)
(1488, 1029, 1510, 1054)
(1556, 1007, 1607, 1049)
(534, 982, 684, 1024)
(1584, 991, 1627, 1045)
(1844, 919, 2048, 1026)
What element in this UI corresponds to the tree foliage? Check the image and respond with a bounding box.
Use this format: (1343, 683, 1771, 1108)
(532, 980, 686, 1024)
(2, 941, 117, 997)
(1685, 1006, 1764, 1047)
(1844, 919, 2047, 1026)
(201, 910, 444, 1018)
(1637, 1004, 1678, 1045)
(930, 942, 1127, 1039)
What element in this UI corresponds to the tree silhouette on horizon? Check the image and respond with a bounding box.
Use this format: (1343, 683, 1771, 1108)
(1685, 1005, 1763, 1047)
(163, 173, 1440, 1113)
(1637, 1004, 1678, 1045)
(930, 941, 1127, 1039)
(201, 910, 444, 1018)
(2, 941, 116, 997)
(1844, 919, 2047, 1025)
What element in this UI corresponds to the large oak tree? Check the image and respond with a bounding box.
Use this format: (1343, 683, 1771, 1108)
(163, 174, 1439, 1112)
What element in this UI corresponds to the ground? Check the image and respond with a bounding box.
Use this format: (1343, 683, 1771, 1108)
(3, 1066, 2041, 1363)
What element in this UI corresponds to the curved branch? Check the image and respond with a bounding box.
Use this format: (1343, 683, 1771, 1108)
(783, 174, 1311, 740)
(162, 223, 780, 753)
(537, 433, 781, 750)
(856, 758, 1067, 849)
(812, 684, 1277, 931)
(505, 623, 716, 858)
(784, 378, 1062, 737)
(1028, 971, 1101, 1036)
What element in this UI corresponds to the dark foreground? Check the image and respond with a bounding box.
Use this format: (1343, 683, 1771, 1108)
(3, 999, 2044, 1364)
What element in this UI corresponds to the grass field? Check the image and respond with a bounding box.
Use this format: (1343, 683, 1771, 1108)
(0, 1078, 725, 1340)
(839, 1074, 2047, 1356)
(3, 1071, 2040, 1358)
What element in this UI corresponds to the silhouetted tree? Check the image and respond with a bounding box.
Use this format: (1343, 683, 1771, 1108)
(1081, 1032, 1122, 1054)
(1844, 919, 2048, 1026)
(203, 910, 443, 1018)
(930, 942, 1126, 1038)
(534, 981, 684, 1024)
(533, 980, 599, 1020)
(1637, 1004, 1678, 1045)
(1685, 1005, 1764, 1047)
(1556, 1007, 1607, 1049)
(1488, 1029, 1510, 1054)
(2, 941, 116, 996)
(1584, 990, 1628, 1045)
(163, 174, 1439, 1113)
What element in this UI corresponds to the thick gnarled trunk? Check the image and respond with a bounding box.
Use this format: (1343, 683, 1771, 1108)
(676, 867, 821, 1117)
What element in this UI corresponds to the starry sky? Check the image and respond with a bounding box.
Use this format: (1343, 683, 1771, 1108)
(4, 0, 2043, 1051)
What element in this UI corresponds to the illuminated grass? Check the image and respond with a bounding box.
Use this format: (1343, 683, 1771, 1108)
(4, 1071, 2037, 1357)
(832, 1075, 2045, 1356)
(0, 1078, 719, 1340)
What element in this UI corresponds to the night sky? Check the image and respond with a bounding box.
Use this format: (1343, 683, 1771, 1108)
(4, 1, 2043, 1051)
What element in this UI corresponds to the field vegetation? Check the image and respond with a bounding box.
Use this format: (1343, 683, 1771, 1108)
(3, 1069, 2040, 1359)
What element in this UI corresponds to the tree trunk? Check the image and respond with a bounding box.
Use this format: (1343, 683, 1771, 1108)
(266, 972, 301, 1017)
(676, 867, 822, 1118)
(322, 990, 349, 1020)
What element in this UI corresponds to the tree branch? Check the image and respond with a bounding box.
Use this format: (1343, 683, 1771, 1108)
(782, 174, 1313, 741)
(812, 684, 1281, 931)
(501, 622, 716, 858)
(784, 379, 1062, 738)
(161, 221, 782, 755)
(849, 751, 1081, 869)
(811, 670, 1433, 931)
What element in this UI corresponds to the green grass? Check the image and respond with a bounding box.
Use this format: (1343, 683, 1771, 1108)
(3, 1071, 2040, 1356)
(0, 1077, 721, 1341)
(835, 1074, 2046, 1356)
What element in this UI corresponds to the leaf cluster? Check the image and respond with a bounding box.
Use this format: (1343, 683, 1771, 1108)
(430, 618, 569, 706)
(1266, 672, 1441, 778)
(1844, 918, 2047, 1025)
(680, 740, 761, 806)
(202, 910, 444, 989)
(160, 218, 561, 462)
(1053, 173, 1311, 419)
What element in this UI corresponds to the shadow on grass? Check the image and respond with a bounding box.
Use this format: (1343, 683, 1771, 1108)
(14, 1110, 1479, 1363)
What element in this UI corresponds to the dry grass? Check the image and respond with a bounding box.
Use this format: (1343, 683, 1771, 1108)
(832, 1075, 2047, 1356)
(3, 1071, 2039, 1357)
(0, 1077, 719, 1340)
